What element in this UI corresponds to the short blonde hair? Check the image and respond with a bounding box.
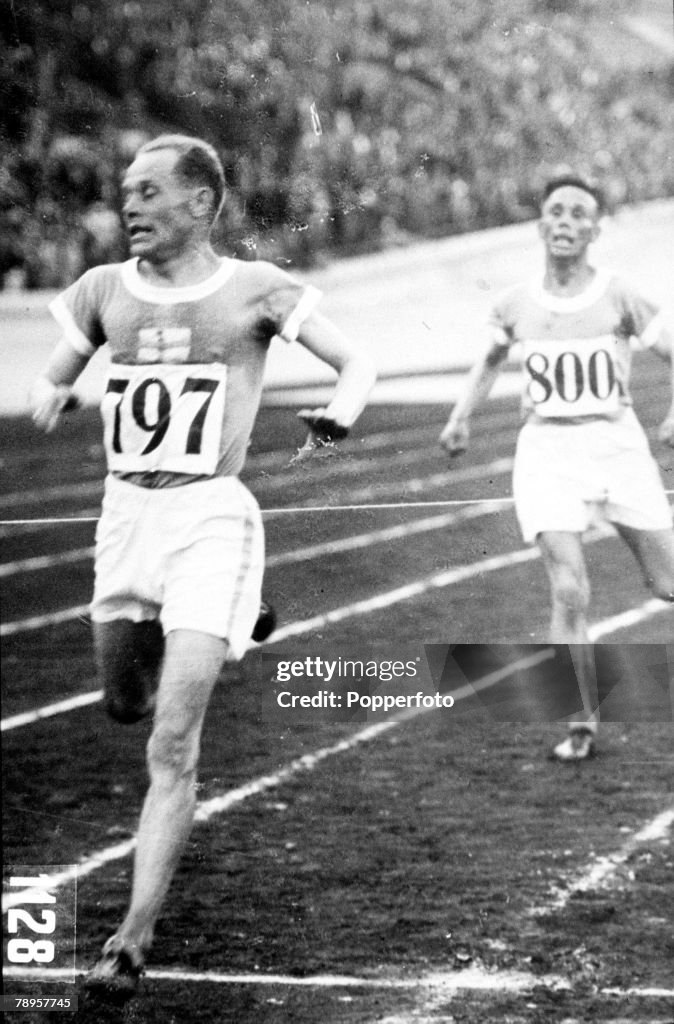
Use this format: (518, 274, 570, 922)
(138, 135, 226, 221)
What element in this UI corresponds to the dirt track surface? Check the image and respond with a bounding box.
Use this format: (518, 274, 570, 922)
(2, 369, 674, 1022)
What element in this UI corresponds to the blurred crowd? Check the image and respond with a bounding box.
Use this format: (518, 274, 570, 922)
(2, 0, 672, 289)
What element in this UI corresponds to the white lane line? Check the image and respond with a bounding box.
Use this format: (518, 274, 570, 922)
(267, 548, 541, 642)
(346, 456, 513, 504)
(0, 518, 99, 528)
(5, 965, 674, 1003)
(0, 423, 510, 512)
(0, 499, 511, 529)
(264, 456, 514, 511)
(0, 497, 511, 538)
(0, 500, 509, 636)
(234, 410, 517, 478)
(5, 964, 674, 1001)
(601, 987, 674, 999)
(0, 455, 515, 530)
(1, 718, 404, 908)
(589, 598, 674, 639)
(1, 966, 413, 988)
(5, 587, 668, 729)
(4, 489, 673, 528)
(0, 411, 485, 486)
(624, 15, 674, 56)
(1, 688, 103, 732)
(2, 552, 669, 732)
(0, 546, 94, 578)
(0, 480, 102, 512)
(0, 545, 536, 639)
(0, 636, 553, 739)
(268, 526, 661, 643)
(1, 604, 91, 638)
(2, 964, 569, 993)
(1, 652, 552, 909)
(0, 508, 102, 538)
(267, 502, 503, 565)
(534, 807, 674, 916)
(258, 439, 511, 491)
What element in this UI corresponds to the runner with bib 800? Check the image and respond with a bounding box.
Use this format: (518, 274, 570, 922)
(440, 174, 674, 760)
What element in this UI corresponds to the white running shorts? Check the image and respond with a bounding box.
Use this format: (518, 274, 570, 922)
(91, 474, 264, 660)
(513, 409, 673, 544)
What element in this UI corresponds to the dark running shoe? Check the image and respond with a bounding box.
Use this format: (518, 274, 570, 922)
(83, 936, 144, 1004)
(251, 599, 277, 643)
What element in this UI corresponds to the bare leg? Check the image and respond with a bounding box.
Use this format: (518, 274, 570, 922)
(613, 525, 674, 602)
(112, 629, 228, 953)
(537, 531, 599, 735)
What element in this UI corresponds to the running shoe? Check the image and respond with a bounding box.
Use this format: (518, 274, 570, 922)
(252, 599, 277, 643)
(551, 729, 596, 762)
(83, 935, 144, 1003)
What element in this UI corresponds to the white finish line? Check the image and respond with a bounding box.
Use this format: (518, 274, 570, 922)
(0, 964, 568, 992)
(4, 964, 674, 1002)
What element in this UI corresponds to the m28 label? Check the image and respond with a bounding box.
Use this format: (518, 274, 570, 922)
(3, 866, 78, 978)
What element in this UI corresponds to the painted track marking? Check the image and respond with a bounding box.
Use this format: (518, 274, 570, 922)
(0, 432, 511, 512)
(0, 414, 473, 503)
(535, 806, 674, 916)
(0, 479, 102, 512)
(2, 519, 615, 638)
(2, 582, 671, 732)
(2, 504, 516, 637)
(589, 598, 674, 639)
(0, 546, 94, 578)
(1, 604, 91, 638)
(0, 500, 505, 580)
(4, 965, 673, 1002)
(2, 650, 553, 908)
(0, 454, 515, 529)
(0, 964, 569, 992)
(1, 687, 104, 731)
(0, 508, 101, 538)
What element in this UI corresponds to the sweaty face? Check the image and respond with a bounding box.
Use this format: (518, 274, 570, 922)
(121, 149, 198, 263)
(538, 185, 600, 260)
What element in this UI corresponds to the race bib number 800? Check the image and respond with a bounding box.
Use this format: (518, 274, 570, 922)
(522, 335, 620, 418)
(101, 363, 227, 474)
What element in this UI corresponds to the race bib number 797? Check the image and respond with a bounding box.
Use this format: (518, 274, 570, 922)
(522, 335, 620, 418)
(101, 363, 227, 474)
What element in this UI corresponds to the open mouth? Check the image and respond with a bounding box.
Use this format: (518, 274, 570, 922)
(127, 225, 153, 241)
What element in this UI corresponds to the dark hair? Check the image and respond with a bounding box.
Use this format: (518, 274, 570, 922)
(137, 135, 226, 221)
(542, 174, 604, 214)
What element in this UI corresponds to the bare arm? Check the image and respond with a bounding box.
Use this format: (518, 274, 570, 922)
(294, 310, 377, 437)
(649, 325, 674, 447)
(439, 342, 509, 456)
(30, 338, 91, 432)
